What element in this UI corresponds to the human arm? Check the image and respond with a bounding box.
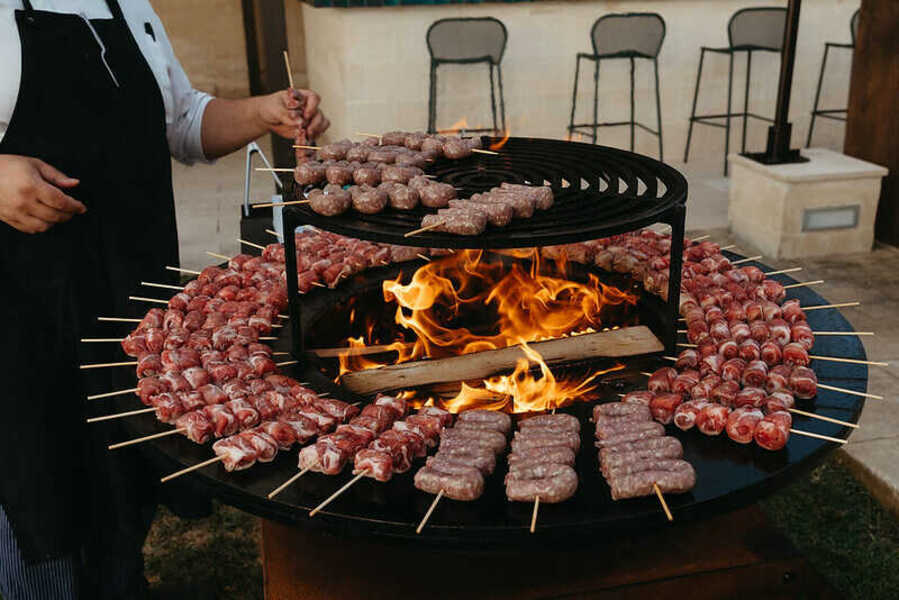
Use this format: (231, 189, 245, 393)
(0, 155, 85, 234)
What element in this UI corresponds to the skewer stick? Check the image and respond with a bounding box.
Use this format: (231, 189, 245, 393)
(653, 483, 673, 521)
(87, 387, 137, 401)
(266, 229, 282, 238)
(141, 281, 185, 291)
(259, 336, 278, 341)
(268, 466, 314, 499)
(80, 338, 124, 343)
(293, 145, 321, 150)
(471, 148, 499, 155)
(238, 239, 266, 250)
(789, 428, 847, 444)
(416, 489, 445, 534)
(161, 455, 224, 483)
(720, 244, 737, 250)
(80, 361, 137, 370)
(730, 255, 763, 265)
(784, 280, 824, 289)
(690, 235, 711, 242)
(764, 267, 803, 276)
(817, 383, 883, 401)
(405, 222, 443, 237)
(416, 253, 431, 262)
(205, 251, 230, 261)
(283, 50, 295, 89)
(276, 360, 299, 367)
(129, 296, 169, 305)
(804, 302, 860, 311)
(309, 471, 368, 516)
(166, 266, 201, 275)
(810, 355, 887, 367)
(530, 496, 540, 533)
(109, 427, 185, 450)
(255, 167, 294, 172)
(87, 407, 156, 423)
(252, 200, 310, 209)
(97, 317, 142, 323)
(787, 408, 858, 429)
(677, 343, 698, 348)
(311, 281, 327, 288)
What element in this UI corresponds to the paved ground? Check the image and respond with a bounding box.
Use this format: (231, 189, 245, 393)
(169, 146, 898, 517)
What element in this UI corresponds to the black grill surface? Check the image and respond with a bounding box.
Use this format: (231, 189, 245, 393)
(284, 137, 687, 249)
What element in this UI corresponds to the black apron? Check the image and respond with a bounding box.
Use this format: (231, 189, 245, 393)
(0, 0, 179, 568)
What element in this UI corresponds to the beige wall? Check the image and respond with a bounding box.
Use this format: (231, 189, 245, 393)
(302, 0, 860, 168)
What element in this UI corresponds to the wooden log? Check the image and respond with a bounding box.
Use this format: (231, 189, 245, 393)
(341, 326, 663, 395)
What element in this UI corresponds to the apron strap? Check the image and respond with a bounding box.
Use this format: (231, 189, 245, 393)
(104, 0, 125, 23)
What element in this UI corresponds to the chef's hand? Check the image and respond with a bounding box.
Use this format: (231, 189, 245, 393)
(0, 155, 84, 234)
(259, 89, 330, 141)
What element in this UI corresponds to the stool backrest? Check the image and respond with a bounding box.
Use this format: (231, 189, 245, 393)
(850, 8, 860, 45)
(728, 7, 787, 51)
(427, 17, 507, 65)
(590, 12, 666, 59)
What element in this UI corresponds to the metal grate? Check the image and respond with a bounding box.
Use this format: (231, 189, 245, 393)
(283, 137, 687, 250)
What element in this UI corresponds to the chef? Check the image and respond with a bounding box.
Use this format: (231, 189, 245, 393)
(0, 1, 328, 598)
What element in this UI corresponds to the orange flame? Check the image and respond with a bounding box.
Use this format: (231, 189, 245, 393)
(489, 129, 511, 151)
(438, 118, 470, 135)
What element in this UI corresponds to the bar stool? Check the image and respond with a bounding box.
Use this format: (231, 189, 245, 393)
(806, 9, 860, 147)
(683, 7, 787, 175)
(567, 12, 666, 160)
(426, 17, 507, 134)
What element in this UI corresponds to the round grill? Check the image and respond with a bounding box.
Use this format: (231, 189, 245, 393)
(284, 137, 687, 249)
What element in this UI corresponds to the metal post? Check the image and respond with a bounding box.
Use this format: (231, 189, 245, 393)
(488, 63, 498, 134)
(629, 56, 636, 152)
(282, 204, 303, 361)
(765, 0, 803, 162)
(568, 56, 582, 137)
(741, 51, 752, 154)
(654, 58, 664, 161)
(684, 48, 706, 163)
(724, 52, 734, 175)
(665, 202, 687, 354)
(592, 60, 600, 144)
(806, 43, 830, 147)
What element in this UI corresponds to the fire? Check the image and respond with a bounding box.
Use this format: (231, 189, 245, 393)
(438, 118, 470, 135)
(489, 129, 511, 150)
(336, 250, 637, 411)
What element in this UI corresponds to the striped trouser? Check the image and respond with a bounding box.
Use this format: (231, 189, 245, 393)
(0, 505, 78, 600)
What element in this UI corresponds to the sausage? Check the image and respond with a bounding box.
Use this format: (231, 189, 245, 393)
(442, 138, 472, 159)
(608, 461, 696, 500)
(508, 447, 576, 472)
(420, 137, 445, 156)
(457, 409, 512, 435)
(351, 185, 388, 215)
(367, 148, 398, 164)
(427, 454, 492, 477)
(505, 461, 572, 485)
(593, 402, 651, 421)
(294, 161, 326, 185)
(317, 140, 352, 161)
(518, 413, 580, 433)
(381, 165, 424, 184)
(408, 175, 432, 191)
(448, 199, 512, 227)
(476, 191, 534, 218)
(345, 145, 369, 162)
(325, 162, 354, 186)
(404, 132, 426, 150)
(505, 464, 578, 503)
(353, 165, 381, 186)
(598, 439, 684, 477)
(440, 427, 507, 454)
(512, 430, 580, 453)
(595, 420, 663, 443)
(308, 186, 351, 217)
(594, 413, 651, 434)
(429, 449, 496, 475)
(598, 435, 683, 460)
(604, 458, 689, 480)
(419, 182, 457, 208)
(499, 182, 554, 210)
(414, 466, 484, 501)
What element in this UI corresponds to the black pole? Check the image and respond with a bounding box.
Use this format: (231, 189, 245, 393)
(747, 0, 807, 166)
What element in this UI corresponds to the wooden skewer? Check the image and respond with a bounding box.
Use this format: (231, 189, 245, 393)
(784, 280, 824, 289)
(719, 244, 737, 250)
(276, 360, 299, 367)
(87, 407, 156, 423)
(80, 338, 124, 343)
(730, 255, 763, 265)
(355, 132, 382, 143)
(293, 145, 321, 150)
(804, 302, 860, 311)
(661, 356, 678, 362)
(789, 428, 847, 444)
(690, 235, 711, 242)
(416, 489, 445, 534)
(141, 281, 185, 291)
(253, 200, 310, 209)
(653, 483, 673, 521)
(80, 361, 137, 370)
(309, 471, 368, 516)
(416, 253, 431, 262)
(205, 251, 231, 261)
(677, 343, 698, 348)
(161, 455, 224, 483)
(87, 387, 137, 400)
(255, 167, 294, 173)
(816, 383, 883, 400)
(238, 238, 267, 250)
(278, 314, 289, 319)
(109, 427, 185, 450)
(129, 296, 169, 305)
(166, 266, 201, 275)
(405, 221, 443, 237)
(283, 50, 295, 89)
(530, 496, 540, 533)
(97, 317, 142, 323)
(471, 148, 499, 155)
(311, 281, 327, 288)
(640, 372, 652, 377)
(273, 351, 290, 356)
(810, 355, 887, 367)
(266, 229, 283, 239)
(259, 337, 279, 341)
(268, 466, 314, 500)
(764, 267, 803, 276)
(787, 408, 858, 429)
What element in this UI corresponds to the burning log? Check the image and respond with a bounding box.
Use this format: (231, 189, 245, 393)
(341, 326, 663, 395)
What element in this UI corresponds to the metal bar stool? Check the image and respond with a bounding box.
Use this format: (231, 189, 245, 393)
(426, 17, 507, 134)
(683, 7, 787, 175)
(806, 9, 859, 147)
(567, 12, 666, 160)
